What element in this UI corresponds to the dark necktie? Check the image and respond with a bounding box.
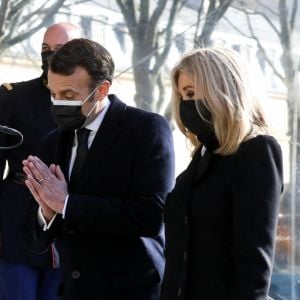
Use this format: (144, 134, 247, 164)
(70, 128, 90, 187)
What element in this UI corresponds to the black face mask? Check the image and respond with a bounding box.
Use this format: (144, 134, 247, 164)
(179, 100, 219, 152)
(51, 104, 86, 131)
(41, 50, 55, 80)
(51, 87, 99, 131)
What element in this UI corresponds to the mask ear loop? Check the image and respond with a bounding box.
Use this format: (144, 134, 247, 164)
(0, 126, 23, 150)
(86, 100, 99, 119)
(82, 83, 102, 105)
(81, 82, 104, 127)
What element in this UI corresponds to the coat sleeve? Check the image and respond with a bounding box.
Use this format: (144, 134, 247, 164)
(231, 136, 283, 300)
(64, 114, 175, 237)
(22, 200, 63, 254)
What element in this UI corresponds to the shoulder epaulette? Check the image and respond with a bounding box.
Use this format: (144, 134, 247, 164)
(1, 83, 13, 91)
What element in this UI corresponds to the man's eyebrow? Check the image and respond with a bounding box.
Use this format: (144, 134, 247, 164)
(57, 89, 77, 95)
(42, 43, 64, 48)
(49, 89, 77, 95)
(63, 89, 77, 93)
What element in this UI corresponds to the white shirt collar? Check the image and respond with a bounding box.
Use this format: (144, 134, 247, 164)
(69, 97, 111, 178)
(84, 96, 110, 133)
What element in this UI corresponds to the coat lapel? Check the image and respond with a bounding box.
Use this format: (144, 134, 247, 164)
(193, 150, 213, 184)
(168, 150, 201, 214)
(75, 95, 127, 190)
(168, 148, 214, 214)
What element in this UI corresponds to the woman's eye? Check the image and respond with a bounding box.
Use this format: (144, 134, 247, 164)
(186, 93, 194, 98)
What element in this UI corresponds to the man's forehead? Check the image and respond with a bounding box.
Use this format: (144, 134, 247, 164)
(42, 35, 69, 47)
(48, 68, 91, 91)
(43, 27, 73, 46)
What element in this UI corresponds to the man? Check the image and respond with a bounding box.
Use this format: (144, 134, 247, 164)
(22, 38, 175, 300)
(0, 22, 81, 300)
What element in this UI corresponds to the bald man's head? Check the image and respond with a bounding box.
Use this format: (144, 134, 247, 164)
(42, 22, 82, 52)
(41, 22, 82, 79)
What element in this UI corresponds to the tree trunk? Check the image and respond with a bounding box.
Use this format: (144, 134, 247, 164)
(132, 45, 155, 111)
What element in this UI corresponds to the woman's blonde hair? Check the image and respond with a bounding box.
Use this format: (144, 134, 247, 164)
(171, 47, 268, 155)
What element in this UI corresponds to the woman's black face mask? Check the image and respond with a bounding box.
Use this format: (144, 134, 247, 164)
(179, 100, 219, 152)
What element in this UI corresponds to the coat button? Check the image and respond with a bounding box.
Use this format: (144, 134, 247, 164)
(177, 286, 182, 297)
(183, 251, 188, 262)
(71, 270, 80, 279)
(184, 216, 188, 227)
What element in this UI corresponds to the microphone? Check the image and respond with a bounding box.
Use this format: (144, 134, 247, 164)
(0, 125, 23, 149)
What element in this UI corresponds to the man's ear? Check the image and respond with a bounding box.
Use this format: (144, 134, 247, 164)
(96, 81, 110, 100)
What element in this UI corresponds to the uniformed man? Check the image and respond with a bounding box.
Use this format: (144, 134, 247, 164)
(0, 22, 81, 300)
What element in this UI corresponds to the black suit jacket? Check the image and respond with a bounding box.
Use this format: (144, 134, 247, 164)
(0, 77, 55, 266)
(161, 135, 283, 300)
(24, 95, 175, 300)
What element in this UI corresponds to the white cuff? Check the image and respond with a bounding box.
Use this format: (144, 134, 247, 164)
(37, 207, 57, 231)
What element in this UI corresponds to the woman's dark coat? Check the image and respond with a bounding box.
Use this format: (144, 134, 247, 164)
(161, 135, 283, 300)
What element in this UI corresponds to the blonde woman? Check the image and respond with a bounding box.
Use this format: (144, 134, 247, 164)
(161, 48, 283, 300)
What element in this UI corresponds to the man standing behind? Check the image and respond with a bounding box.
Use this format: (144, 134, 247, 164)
(0, 22, 81, 300)
(22, 38, 175, 300)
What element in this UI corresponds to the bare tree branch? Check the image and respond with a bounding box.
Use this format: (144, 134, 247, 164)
(279, 0, 291, 49)
(224, 13, 285, 83)
(114, 19, 197, 80)
(69, 0, 90, 4)
(231, 4, 281, 37)
(256, 0, 279, 17)
(7, 1, 33, 25)
(0, 0, 84, 52)
(194, 0, 204, 46)
(178, 0, 189, 11)
(115, 0, 183, 113)
(195, 0, 233, 47)
(115, 0, 137, 37)
(152, 0, 180, 75)
(245, 12, 285, 82)
(290, 0, 298, 31)
(278, 0, 296, 86)
(149, 0, 168, 28)
(224, 15, 251, 38)
(139, 0, 149, 24)
(19, 1, 49, 24)
(1, 0, 67, 49)
(0, 0, 10, 37)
